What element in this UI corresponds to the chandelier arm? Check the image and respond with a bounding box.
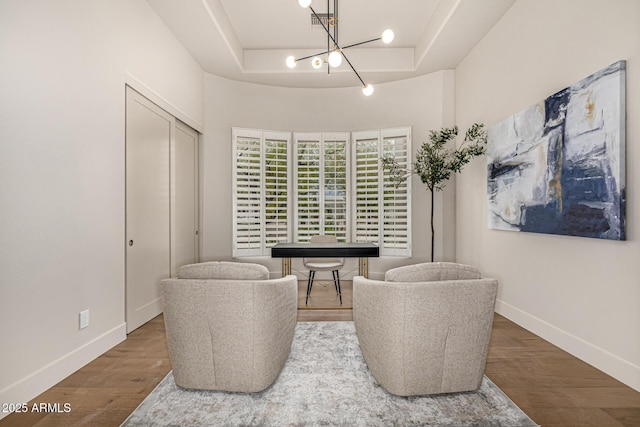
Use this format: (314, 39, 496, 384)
(339, 50, 366, 87)
(342, 37, 382, 50)
(297, 50, 332, 62)
(296, 37, 382, 63)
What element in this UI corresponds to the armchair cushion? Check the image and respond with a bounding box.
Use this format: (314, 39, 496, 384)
(177, 261, 270, 280)
(385, 262, 481, 282)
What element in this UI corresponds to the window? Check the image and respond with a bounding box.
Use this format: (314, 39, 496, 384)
(232, 128, 291, 257)
(352, 128, 411, 256)
(294, 133, 350, 242)
(232, 127, 411, 257)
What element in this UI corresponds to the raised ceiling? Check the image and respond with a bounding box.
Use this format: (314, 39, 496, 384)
(147, 0, 516, 89)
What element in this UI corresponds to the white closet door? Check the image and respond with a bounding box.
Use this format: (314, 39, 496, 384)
(172, 121, 199, 274)
(126, 88, 172, 334)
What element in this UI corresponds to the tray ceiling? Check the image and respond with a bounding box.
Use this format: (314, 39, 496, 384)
(147, 0, 516, 88)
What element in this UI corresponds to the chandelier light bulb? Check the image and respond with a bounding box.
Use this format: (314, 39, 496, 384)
(311, 57, 323, 69)
(298, 0, 312, 8)
(328, 50, 343, 68)
(381, 29, 394, 44)
(362, 84, 374, 96)
(286, 55, 297, 68)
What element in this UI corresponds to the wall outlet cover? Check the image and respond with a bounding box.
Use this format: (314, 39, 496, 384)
(79, 309, 89, 329)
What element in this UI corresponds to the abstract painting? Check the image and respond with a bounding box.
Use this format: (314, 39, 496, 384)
(487, 61, 626, 240)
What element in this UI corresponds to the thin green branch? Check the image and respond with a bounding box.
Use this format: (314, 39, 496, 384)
(381, 123, 487, 262)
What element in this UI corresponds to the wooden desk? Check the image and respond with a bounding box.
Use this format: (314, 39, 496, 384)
(271, 242, 379, 278)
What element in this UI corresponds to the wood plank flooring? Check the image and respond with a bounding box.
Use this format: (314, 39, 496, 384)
(486, 315, 640, 426)
(2, 281, 639, 426)
(297, 279, 354, 321)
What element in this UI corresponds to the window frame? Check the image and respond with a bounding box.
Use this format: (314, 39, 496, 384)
(231, 126, 411, 258)
(232, 128, 292, 257)
(351, 127, 412, 256)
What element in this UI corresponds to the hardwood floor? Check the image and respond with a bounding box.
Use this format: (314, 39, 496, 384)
(486, 315, 640, 426)
(297, 279, 354, 321)
(0, 316, 170, 427)
(2, 282, 639, 426)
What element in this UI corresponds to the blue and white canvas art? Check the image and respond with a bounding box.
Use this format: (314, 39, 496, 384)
(487, 61, 626, 240)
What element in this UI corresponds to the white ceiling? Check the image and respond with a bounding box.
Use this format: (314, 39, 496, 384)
(146, 0, 516, 89)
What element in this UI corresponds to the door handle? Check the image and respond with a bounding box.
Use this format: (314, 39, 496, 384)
(129, 240, 134, 247)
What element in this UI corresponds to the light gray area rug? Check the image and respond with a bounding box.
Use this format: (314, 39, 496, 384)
(122, 321, 537, 426)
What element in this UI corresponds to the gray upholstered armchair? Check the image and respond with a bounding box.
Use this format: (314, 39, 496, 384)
(353, 262, 498, 396)
(160, 261, 298, 392)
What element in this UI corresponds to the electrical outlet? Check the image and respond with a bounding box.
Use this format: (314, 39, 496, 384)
(79, 309, 89, 329)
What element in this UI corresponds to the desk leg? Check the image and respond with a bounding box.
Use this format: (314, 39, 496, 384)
(282, 257, 292, 277)
(358, 257, 369, 278)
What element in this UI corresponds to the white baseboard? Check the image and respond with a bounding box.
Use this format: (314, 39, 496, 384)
(496, 299, 640, 392)
(0, 323, 127, 420)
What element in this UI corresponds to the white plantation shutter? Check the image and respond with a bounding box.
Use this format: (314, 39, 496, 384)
(232, 128, 291, 257)
(294, 134, 321, 242)
(264, 132, 291, 249)
(233, 129, 262, 256)
(352, 131, 380, 245)
(322, 133, 349, 242)
(294, 133, 349, 242)
(382, 128, 411, 256)
(352, 127, 411, 256)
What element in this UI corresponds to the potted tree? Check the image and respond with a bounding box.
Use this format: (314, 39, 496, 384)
(382, 123, 487, 262)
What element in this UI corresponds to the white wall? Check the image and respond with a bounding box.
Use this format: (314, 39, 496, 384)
(0, 0, 204, 414)
(202, 71, 456, 278)
(455, 0, 639, 390)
